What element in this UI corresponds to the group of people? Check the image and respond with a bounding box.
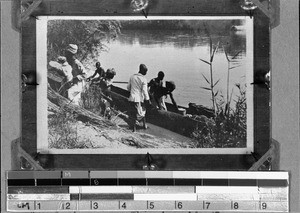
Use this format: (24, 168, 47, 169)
(49, 44, 87, 105)
(127, 64, 178, 132)
(49, 44, 116, 108)
(50, 44, 177, 132)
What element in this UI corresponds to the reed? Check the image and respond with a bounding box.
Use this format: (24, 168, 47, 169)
(194, 23, 246, 148)
(224, 47, 242, 116)
(199, 23, 220, 115)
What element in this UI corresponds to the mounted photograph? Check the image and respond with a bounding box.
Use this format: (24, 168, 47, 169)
(36, 16, 254, 154)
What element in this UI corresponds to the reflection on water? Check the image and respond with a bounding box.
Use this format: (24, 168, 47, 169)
(118, 30, 246, 57)
(100, 27, 248, 108)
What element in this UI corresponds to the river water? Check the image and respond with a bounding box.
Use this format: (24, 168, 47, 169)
(99, 29, 247, 109)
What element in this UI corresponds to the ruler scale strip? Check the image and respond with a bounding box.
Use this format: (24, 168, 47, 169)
(7, 200, 289, 211)
(6, 171, 289, 212)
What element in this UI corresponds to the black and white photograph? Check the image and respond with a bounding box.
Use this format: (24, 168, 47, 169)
(37, 16, 254, 154)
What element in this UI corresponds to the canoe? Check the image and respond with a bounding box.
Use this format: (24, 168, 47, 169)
(110, 86, 214, 138)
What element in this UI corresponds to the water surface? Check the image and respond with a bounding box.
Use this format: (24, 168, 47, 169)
(100, 28, 247, 109)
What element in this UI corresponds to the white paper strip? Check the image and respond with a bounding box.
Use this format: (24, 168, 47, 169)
(134, 193, 197, 201)
(196, 186, 258, 193)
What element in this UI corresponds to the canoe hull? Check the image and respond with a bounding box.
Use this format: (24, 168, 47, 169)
(110, 86, 209, 137)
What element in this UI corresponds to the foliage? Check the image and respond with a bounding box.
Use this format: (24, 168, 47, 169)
(81, 83, 105, 115)
(191, 84, 247, 148)
(196, 23, 246, 148)
(47, 20, 121, 65)
(119, 19, 239, 35)
(81, 83, 115, 120)
(47, 20, 121, 148)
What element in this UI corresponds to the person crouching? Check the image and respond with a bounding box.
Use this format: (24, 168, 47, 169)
(99, 68, 116, 119)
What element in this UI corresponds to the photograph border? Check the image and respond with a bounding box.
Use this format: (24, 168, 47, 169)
(37, 16, 254, 155)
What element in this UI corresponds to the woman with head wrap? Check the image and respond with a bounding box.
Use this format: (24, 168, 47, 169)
(65, 44, 87, 105)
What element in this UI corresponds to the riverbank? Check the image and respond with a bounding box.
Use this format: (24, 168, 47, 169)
(48, 107, 195, 150)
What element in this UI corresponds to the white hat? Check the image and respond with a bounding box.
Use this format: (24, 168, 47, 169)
(66, 44, 78, 54)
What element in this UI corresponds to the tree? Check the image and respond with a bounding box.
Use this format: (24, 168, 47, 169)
(47, 20, 121, 64)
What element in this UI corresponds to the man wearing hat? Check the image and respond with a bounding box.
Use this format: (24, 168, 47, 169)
(127, 64, 151, 132)
(65, 44, 87, 105)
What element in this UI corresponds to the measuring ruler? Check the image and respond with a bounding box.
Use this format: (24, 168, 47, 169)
(6, 171, 289, 212)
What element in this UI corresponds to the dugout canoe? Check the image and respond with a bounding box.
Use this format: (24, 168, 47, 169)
(110, 86, 214, 138)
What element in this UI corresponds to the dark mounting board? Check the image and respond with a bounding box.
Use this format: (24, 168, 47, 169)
(21, 0, 270, 170)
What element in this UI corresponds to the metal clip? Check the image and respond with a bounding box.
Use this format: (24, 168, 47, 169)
(240, 0, 258, 18)
(251, 71, 270, 90)
(21, 72, 39, 93)
(130, 0, 149, 12)
(130, 0, 149, 18)
(240, 0, 280, 28)
(142, 152, 158, 170)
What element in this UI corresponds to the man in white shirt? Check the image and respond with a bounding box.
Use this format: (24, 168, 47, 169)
(127, 64, 150, 132)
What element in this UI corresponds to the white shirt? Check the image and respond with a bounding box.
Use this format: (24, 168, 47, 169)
(61, 62, 73, 82)
(127, 73, 150, 102)
(71, 59, 87, 80)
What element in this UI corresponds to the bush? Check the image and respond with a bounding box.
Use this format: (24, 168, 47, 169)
(81, 83, 113, 120)
(191, 84, 246, 148)
(81, 84, 104, 115)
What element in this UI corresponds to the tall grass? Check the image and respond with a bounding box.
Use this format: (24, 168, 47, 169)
(194, 23, 246, 148)
(48, 83, 116, 149)
(224, 47, 242, 116)
(48, 106, 91, 149)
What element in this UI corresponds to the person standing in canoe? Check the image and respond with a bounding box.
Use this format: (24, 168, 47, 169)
(65, 44, 87, 105)
(127, 64, 151, 132)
